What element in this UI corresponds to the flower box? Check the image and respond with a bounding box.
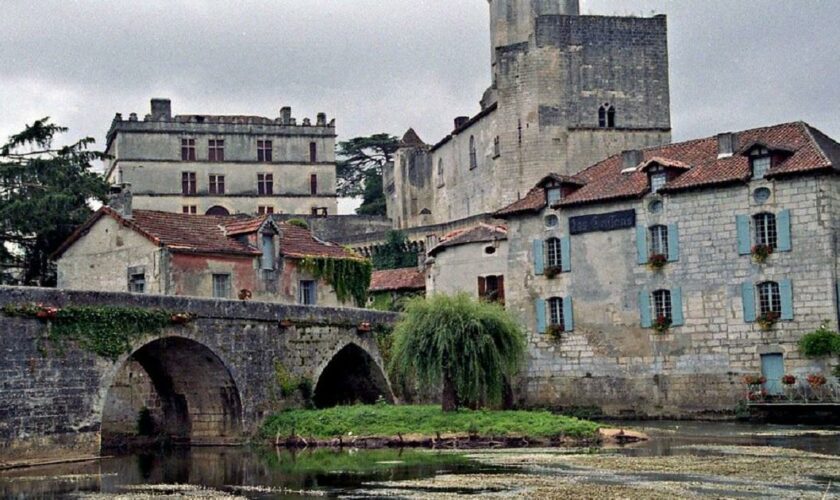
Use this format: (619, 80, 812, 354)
(169, 313, 196, 325)
(547, 324, 564, 341)
(781, 374, 796, 386)
(751, 244, 773, 264)
(544, 266, 563, 279)
(757, 312, 780, 331)
(647, 253, 667, 271)
(357, 322, 372, 333)
(652, 314, 671, 334)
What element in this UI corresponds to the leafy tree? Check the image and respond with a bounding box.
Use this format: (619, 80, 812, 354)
(389, 294, 526, 412)
(371, 230, 417, 270)
(0, 118, 109, 286)
(336, 134, 398, 216)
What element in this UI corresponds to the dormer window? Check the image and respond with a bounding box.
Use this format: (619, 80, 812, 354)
(750, 147, 772, 179)
(649, 166, 667, 194)
(546, 187, 562, 206)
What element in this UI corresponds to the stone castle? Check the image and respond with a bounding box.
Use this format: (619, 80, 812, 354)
(385, 0, 672, 229)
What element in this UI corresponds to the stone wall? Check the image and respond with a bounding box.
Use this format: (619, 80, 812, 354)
(0, 286, 396, 462)
(505, 175, 839, 417)
(427, 240, 509, 298)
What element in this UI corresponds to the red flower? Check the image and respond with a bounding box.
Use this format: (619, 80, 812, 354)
(781, 375, 796, 385)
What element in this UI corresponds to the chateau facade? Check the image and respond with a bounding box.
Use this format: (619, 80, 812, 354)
(496, 122, 840, 416)
(104, 99, 338, 217)
(386, 0, 672, 229)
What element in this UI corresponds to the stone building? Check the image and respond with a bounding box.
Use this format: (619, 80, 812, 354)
(54, 201, 364, 307)
(104, 98, 337, 217)
(368, 267, 426, 311)
(426, 224, 508, 304)
(386, 0, 672, 229)
(495, 121, 840, 417)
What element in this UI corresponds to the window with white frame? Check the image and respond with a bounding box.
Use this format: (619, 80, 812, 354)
(548, 297, 564, 327)
(299, 280, 316, 305)
(651, 289, 672, 321)
(212, 274, 231, 298)
(757, 281, 781, 315)
(649, 225, 669, 257)
(546, 237, 562, 268)
(754, 212, 777, 248)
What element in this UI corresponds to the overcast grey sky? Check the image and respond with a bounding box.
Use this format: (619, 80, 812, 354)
(2, 0, 838, 209)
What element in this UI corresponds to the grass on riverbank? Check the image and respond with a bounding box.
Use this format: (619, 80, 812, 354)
(260, 404, 599, 440)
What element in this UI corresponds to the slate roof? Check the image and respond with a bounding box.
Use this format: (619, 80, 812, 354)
(428, 224, 507, 257)
(400, 128, 426, 147)
(53, 208, 361, 260)
(369, 268, 426, 292)
(496, 121, 839, 216)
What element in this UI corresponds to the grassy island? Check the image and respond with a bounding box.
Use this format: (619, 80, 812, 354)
(261, 405, 600, 444)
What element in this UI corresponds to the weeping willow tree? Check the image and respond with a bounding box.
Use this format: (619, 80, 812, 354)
(389, 294, 526, 412)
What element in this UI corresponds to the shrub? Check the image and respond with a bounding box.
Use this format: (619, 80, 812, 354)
(798, 322, 840, 358)
(286, 218, 309, 229)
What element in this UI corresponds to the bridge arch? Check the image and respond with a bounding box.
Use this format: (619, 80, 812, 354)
(313, 341, 394, 408)
(99, 336, 243, 450)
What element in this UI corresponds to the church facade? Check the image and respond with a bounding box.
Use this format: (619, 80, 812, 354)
(385, 0, 672, 229)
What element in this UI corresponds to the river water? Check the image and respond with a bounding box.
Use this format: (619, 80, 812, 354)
(2, 421, 840, 498)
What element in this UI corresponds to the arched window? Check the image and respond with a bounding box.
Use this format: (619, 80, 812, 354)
(205, 205, 230, 216)
(648, 225, 669, 257)
(757, 281, 781, 316)
(546, 237, 562, 268)
(548, 297, 565, 327)
(753, 212, 777, 249)
(607, 106, 616, 128)
(469, 136, 477, 169)
(598, 106, 607, 128)
(651, 289, 672, 321)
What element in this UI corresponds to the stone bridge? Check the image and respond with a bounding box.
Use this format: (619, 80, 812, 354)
(0, 286, 398, 463)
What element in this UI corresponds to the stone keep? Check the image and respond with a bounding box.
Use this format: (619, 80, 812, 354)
(386, 0, 672, 229)
(104, 99, 338, 217)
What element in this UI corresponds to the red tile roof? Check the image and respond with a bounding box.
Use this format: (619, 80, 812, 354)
(277, 222, 362, 260)
(53, 209, 362, 261)
(496, 121, 839, 215)
(428, 224, 507, 256)
(369, 268, 426, 292)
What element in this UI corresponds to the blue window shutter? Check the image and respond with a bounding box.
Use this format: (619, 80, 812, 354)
(736, 215, 751, 255)
(535, 298, 546, 334)
(561, 236, 572, 272)
(639, 290, 652, 328)
(671, 287, 685, 326)
(636, 225, 648, 264)
(780, 279, 794, 320)
(742, 282, 756, 323)
(667, 223, 680, 262)
(533, 240, 545, 275)
(563, 297, 574, 332)
(777, 209, 792, 252)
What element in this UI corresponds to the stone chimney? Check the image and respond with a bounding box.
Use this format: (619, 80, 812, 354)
(717, 132, 737, 158)
(622, 149, 643, 170)
(108, 183, 133, 219)
(454, 116, 469, 129)
(280, 106, 292, 125)
(150, 98, 171, 121)
(316, 113, 327, 126)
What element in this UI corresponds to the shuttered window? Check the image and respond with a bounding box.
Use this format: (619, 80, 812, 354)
(754, 213, 777, 249)
(548, 297, 564, 327)
(757, 281, 781, 315)
(649, 225, 668, 257)
(546, 238, 562, 268)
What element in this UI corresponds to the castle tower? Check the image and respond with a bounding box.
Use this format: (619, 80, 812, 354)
(489, 0, 580, 83)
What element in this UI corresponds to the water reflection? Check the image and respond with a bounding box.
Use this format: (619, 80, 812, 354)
(2, 421, 840, 498)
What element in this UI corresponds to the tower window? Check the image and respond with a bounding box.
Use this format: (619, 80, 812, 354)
(310, 174, 318, 195)
(493, 136, 500, 158)
(599, 105, 616, 128)
(209, 174, 225, 195)
(309, 142, 317, 163)
(469, 136, 477, 169)
(607, 106, 616, 128)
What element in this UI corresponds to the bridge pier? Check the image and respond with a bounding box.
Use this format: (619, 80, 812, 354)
(0, 286, 397, 463)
